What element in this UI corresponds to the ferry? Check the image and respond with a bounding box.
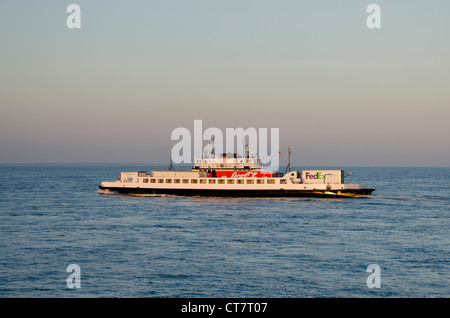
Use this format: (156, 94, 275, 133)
(99, 151, 375, 198)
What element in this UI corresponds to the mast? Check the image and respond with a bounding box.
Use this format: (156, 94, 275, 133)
(283, 147, 291, 174)
(168, 153, 174, 171)
(288, 147, 291, 172)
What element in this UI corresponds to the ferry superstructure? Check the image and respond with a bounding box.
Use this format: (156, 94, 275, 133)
(99, 154, 374, 198)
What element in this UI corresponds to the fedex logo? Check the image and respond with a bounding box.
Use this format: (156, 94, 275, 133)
(305, 172, 327, 180)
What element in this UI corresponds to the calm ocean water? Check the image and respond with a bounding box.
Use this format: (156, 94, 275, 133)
(0, 165, 448, 298)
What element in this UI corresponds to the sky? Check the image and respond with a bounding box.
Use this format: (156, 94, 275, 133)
(0, 0, 449, 166)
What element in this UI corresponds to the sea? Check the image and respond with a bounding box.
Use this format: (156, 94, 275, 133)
(0, 165, 449, 298)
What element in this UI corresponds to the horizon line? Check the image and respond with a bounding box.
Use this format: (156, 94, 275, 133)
(0, 162, 449, 168)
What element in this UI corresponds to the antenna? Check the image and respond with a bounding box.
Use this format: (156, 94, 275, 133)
(287, 147, 291, 172)
(168, 153, 174, 171)
(282, 147, 291, 174)
(211, 136, 215, 157)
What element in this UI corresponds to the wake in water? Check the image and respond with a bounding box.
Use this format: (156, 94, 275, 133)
(97, 189, 168, 197)
(372, 195, 449, 202)
(128, 193, 169, 197)
(97, 189, 447, 202)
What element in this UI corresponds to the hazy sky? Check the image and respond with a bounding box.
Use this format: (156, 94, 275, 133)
(1, 0, 449, 166)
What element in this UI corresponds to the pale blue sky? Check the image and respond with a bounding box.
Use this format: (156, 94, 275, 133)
(1, 1, 449, 166)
